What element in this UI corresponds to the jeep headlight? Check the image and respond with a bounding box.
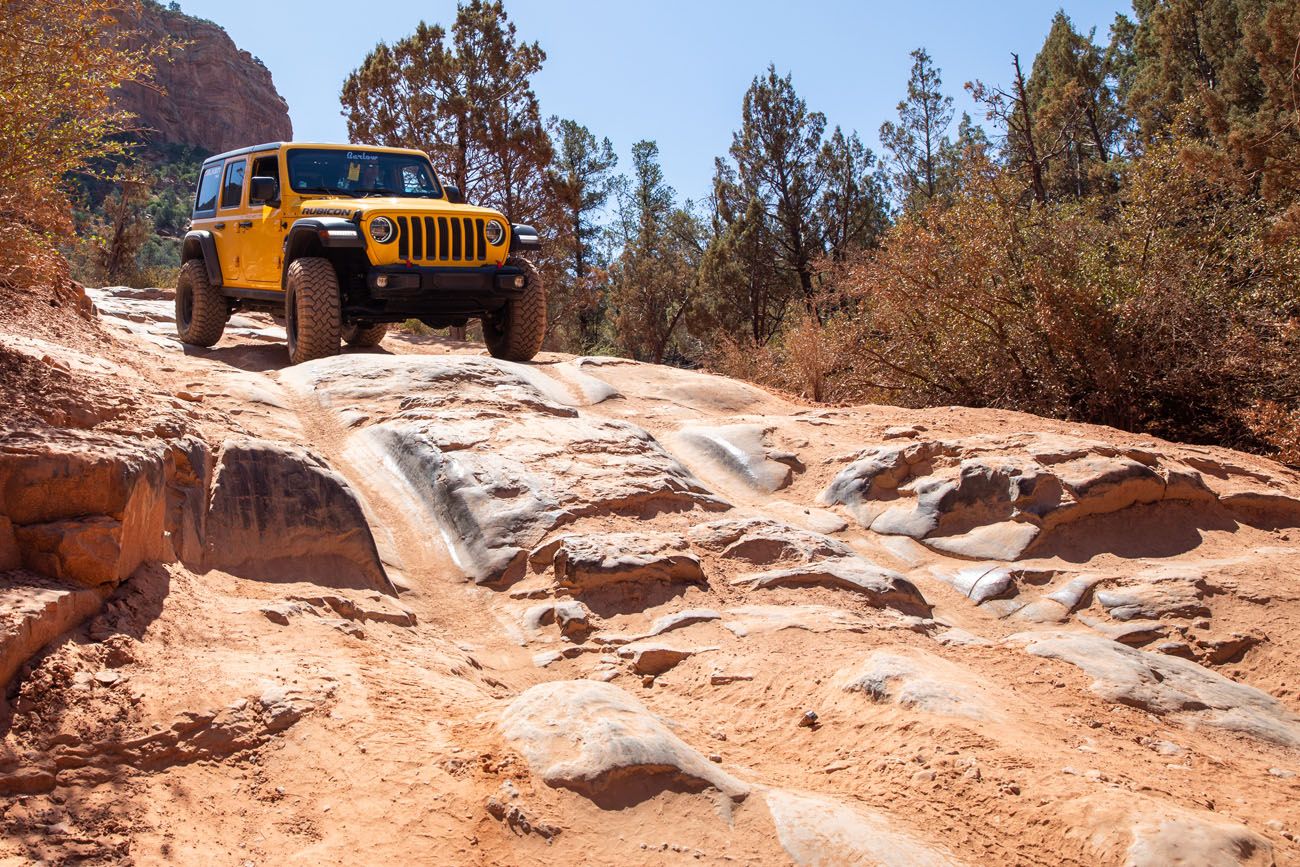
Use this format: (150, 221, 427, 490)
(484, 219, 505, 246)
(369, 216, 395, 244)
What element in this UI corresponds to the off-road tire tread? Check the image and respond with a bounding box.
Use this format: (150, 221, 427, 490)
(175, 259, 226, 347)
(286, 257, 341, 364)
(484, 256, 546, 362)
(343, 321, 389, 347)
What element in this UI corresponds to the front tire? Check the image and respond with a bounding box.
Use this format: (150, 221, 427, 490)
(343, 321, 389, 347)
(175, 259, 227, 347)
(482, 256, 545, 362)
(285, 257, 341, 365)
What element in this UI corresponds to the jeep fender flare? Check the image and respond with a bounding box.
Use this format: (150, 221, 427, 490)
(182, 230, 223, 287)
(281, 217, 367, 287)
(509, 223, 541, 253)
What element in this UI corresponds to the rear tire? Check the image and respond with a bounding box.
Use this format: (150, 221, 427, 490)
(175, 259, 227, 347)
(482, 257, 545, 362)
(285, 257, 341, 365)
(343, 321, 389, 347)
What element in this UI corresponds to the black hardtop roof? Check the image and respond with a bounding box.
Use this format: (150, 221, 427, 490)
(201, 142, 285, 166)
(201, 142, 432, 167)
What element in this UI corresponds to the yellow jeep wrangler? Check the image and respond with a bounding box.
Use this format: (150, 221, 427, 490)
(177, 142, 544, 364)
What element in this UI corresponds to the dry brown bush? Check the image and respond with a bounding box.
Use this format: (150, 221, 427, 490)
(0, 0, 162, 313)
(712, 140, 1300, 458)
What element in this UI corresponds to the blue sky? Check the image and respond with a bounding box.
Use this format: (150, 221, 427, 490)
(178, 0, 1132, 205)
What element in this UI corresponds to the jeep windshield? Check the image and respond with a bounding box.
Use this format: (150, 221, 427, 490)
(286, 148, 444, 199)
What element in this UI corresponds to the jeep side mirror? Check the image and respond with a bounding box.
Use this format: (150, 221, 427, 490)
(250, 176, 279, 206)
(444, 184, 464, 204)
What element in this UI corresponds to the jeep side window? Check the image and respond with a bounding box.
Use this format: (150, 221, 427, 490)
(194, 164, 222, 215)
(251, 155, 278, 184)
(220, 159, 246, 210)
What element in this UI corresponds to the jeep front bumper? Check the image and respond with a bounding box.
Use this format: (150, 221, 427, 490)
(366, 265, 527, 296)
(345, 264, 528, 322)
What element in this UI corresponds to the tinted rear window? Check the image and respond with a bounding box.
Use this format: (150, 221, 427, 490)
(221, 160, 246, 209)
(194, 164, 222, 214)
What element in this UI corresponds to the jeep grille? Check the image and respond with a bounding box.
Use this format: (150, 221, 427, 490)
(393, 215, 489, 264)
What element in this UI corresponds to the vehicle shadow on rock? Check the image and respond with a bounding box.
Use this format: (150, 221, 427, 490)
(181, 341, 394, 373)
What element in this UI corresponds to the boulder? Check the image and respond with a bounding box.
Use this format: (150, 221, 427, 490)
(820, 434, 1271, 561)
(645, 608, 722, 636)
(617, 641, 715, 676)
(1094, 569, 1210, 621)
(1046, 575, 1103, 611)
(1020, 631, 1300, 746)
(594, 608, 722, 647)
(1063, 794, 1273, 867)
(358, 417, 723, 584)
(840, 648, 1000, 721)
(687, 517, 853, 565)
(721, 604, 875, 637)
(930, 565, 1017, 605)
(282, 356, 729, 584)
(733, 559, 930, 616)
(764, 789, 964, 867)
(205, 438, 390, 592)
(571, 358, 782, 414)
(0, 430, 202, 585)
(0, 429, 168, 526)
(531, 533, 705, 592)
(1078, 615, 1168, 647)
(521, 600, 592, 639)
(499, 680, 749, 802)
(14, 518, 124, 587)
(673, 424, 799, 493)
(1, 574, 107, 687)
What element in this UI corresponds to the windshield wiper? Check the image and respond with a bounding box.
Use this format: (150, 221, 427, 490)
(295, 186, 360, 197)
(359, 189, 442, 198)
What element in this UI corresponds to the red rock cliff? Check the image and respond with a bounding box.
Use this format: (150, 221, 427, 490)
(114, 1, 293, 153)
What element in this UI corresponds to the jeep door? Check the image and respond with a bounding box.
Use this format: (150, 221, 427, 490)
(213, 156, 248, 284)
(240, 151, 287, 290)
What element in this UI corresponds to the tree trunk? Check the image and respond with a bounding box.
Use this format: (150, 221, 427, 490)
(1012, 54, 1048, 204)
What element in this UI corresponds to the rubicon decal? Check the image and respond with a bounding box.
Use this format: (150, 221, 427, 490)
(302, 207, 358, 217)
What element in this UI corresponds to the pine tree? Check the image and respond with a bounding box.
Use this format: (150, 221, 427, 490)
(817, 126, 889, 260)
(1116, 0, 1300, 223)
(1119, 0, 1262, 137)
(451, 0, 551, 221)
(340, 22, 481, 191)
(695, 160, 789, 344)
(1025, 11, 1124, 198)
(340, 1, 550, 218)
(729, 65, 827, 310)
(548, 118, 618, 349)
(879, 48, 955, 210)
(549, 120, 618, 282)
(606, 142, 701, 363)
(971, 55, 1057, 204)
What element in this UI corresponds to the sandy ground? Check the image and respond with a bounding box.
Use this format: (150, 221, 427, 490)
(2, 286, 1299, 865)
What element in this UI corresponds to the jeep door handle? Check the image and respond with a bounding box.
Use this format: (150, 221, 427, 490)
(214, 222, 226, 230)
(237, 221, 253, 229)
